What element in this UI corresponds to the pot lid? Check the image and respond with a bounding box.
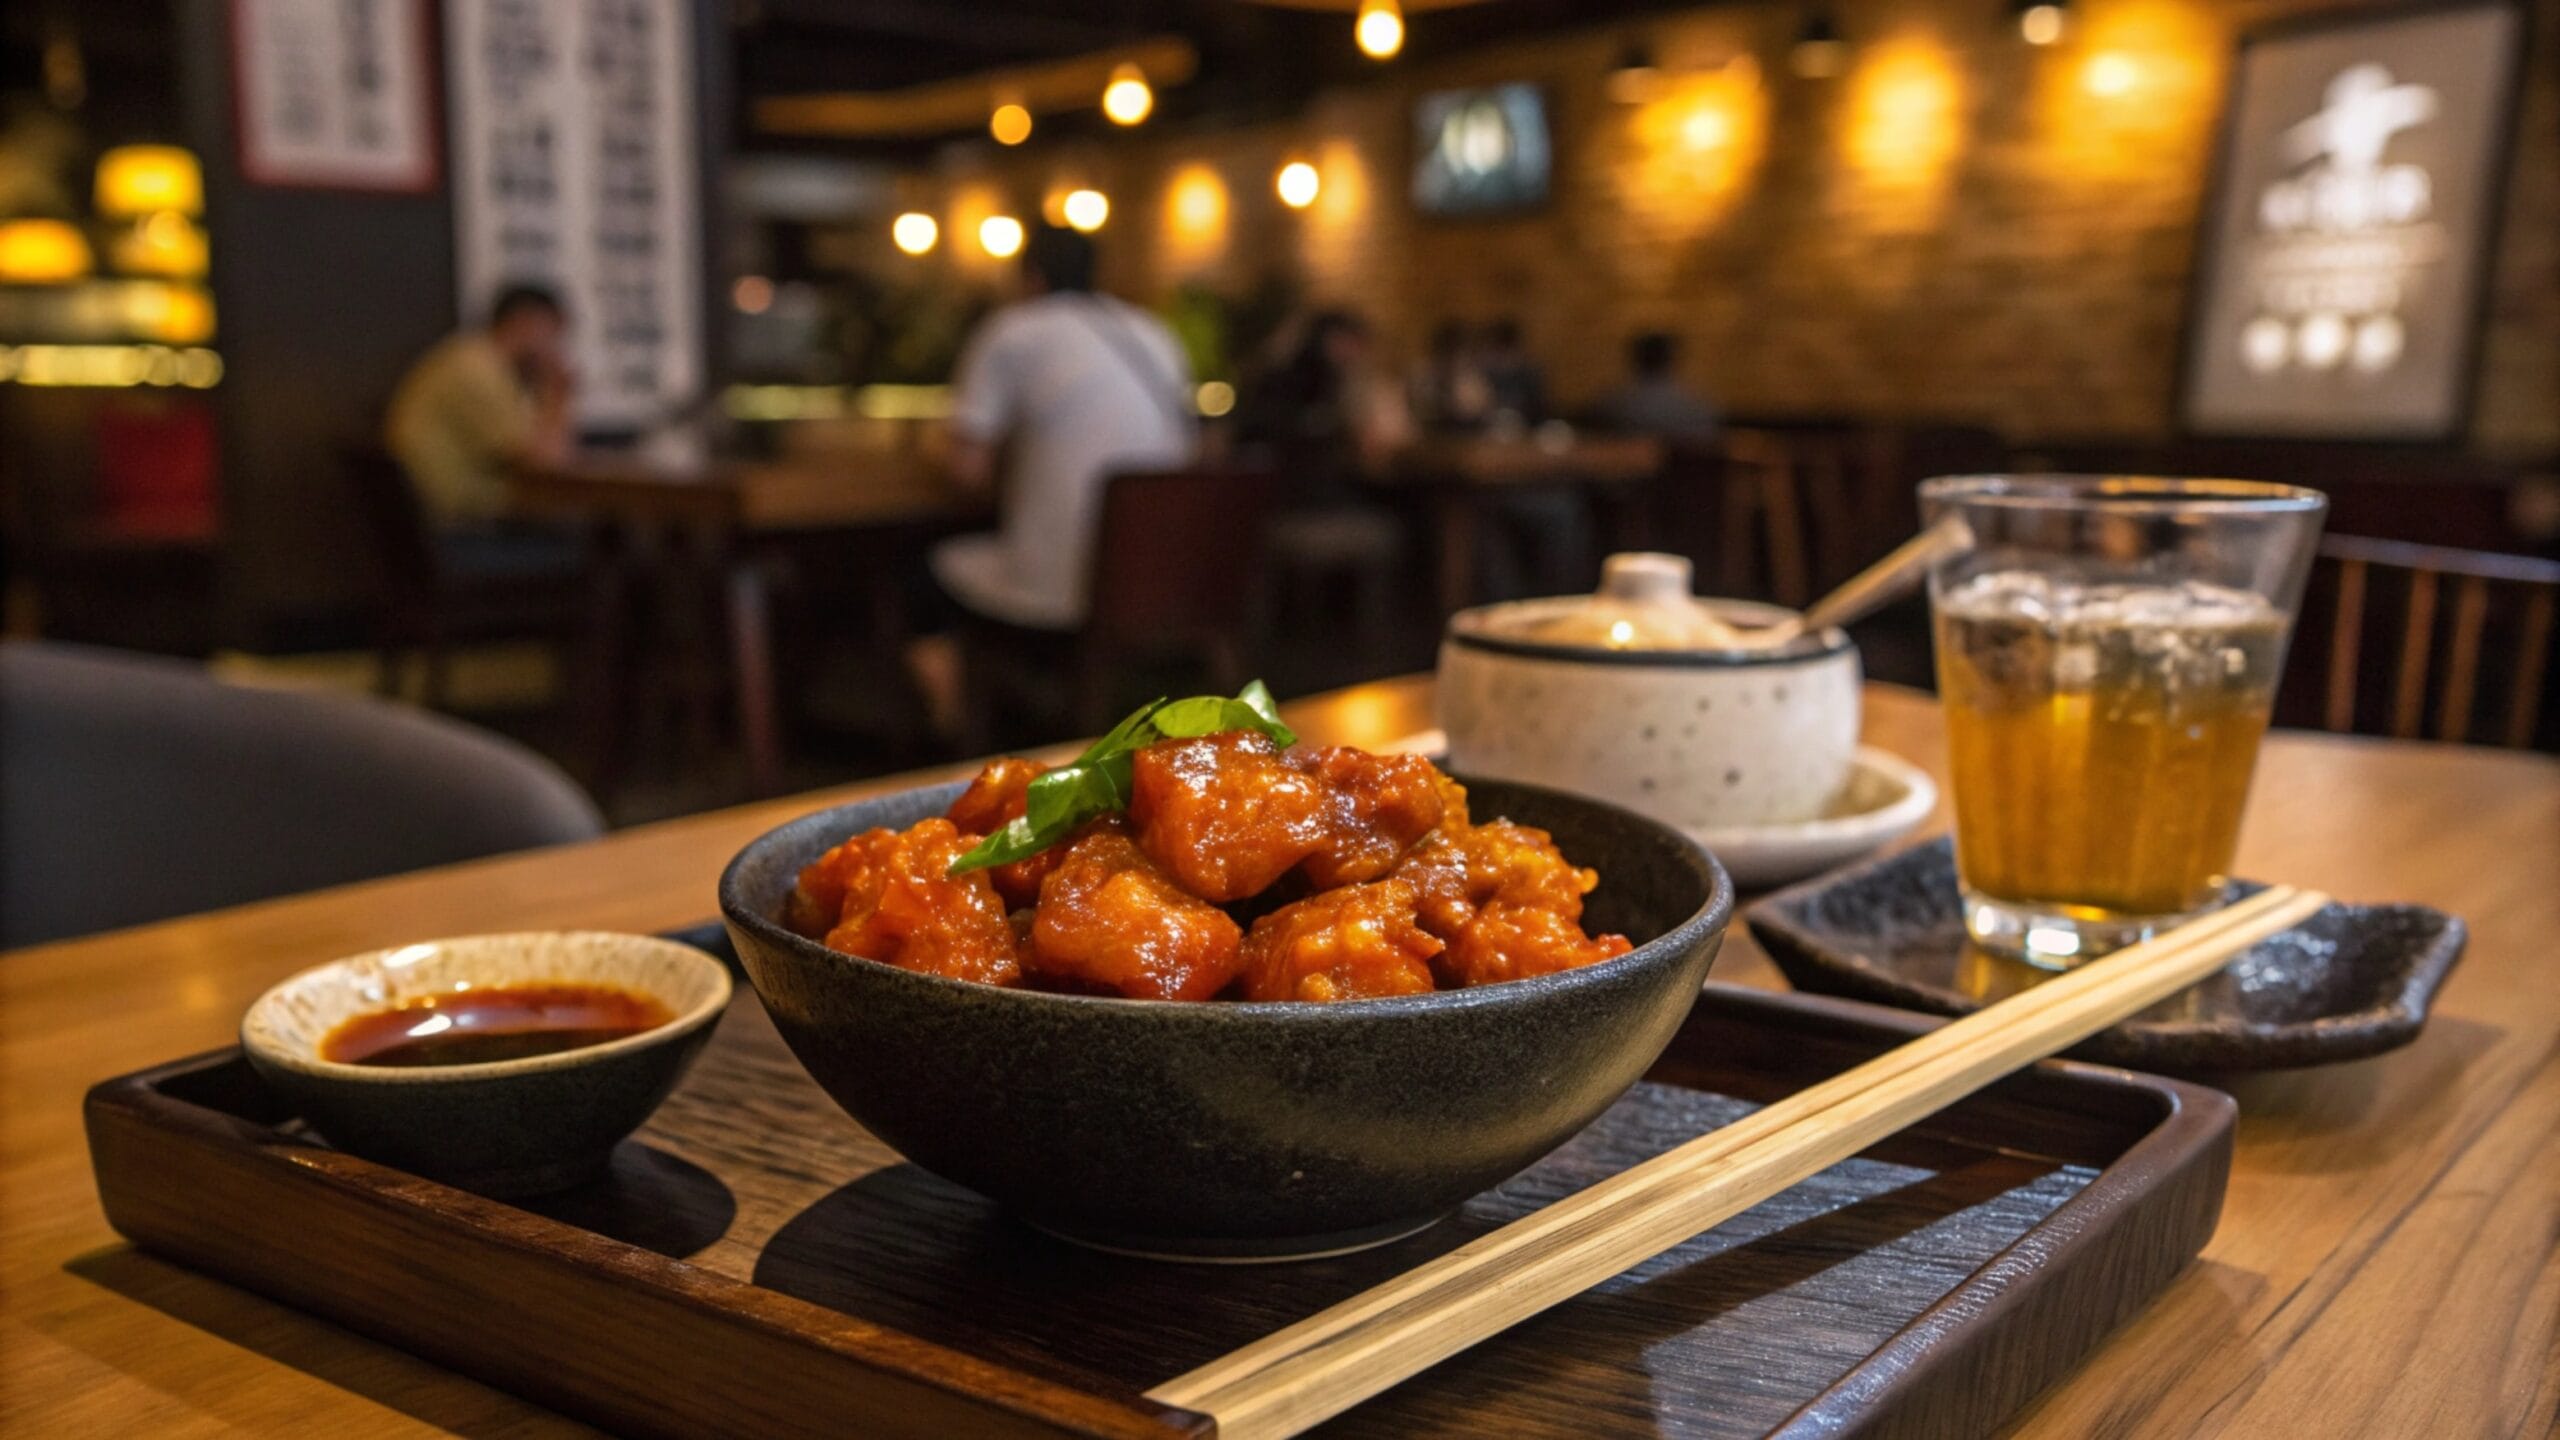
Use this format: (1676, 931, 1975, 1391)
(1497, 553, 1747, 649)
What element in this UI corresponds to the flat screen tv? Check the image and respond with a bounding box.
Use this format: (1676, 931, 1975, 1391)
(1412, 83, 1551, 217)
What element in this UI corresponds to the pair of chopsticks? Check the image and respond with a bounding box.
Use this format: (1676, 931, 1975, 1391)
(1148, 883, 2329, 1440)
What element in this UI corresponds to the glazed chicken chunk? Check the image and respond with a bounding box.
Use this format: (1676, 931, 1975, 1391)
(787, 819, 1023, 987)
(1289, 746, 1448, 889)
(943, 756, 1058, 907)
(1128, 731, 1330, 902)
(1434, 902, 1633, 989)
(1240, 878, 1443, 1003)
(1030, 824, 1245, 1001)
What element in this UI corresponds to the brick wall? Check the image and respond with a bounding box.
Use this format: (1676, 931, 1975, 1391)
(899, 0, 2558, 452)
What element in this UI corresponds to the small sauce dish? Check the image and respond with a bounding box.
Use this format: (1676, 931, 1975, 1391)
(242, 932, 730, 1197)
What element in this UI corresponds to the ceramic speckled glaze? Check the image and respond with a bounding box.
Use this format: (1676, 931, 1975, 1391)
(242, 932, 730, 1196)
(1748, 838, 2468, 1071)
(1439, 591, 1862, 830)
(720, 777, 1732, 1261)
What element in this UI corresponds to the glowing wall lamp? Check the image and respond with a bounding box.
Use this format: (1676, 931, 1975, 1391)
(1102, 63, 1154, 125)
(1792, 11, 1848, 79)
(0, 219, 94, 283)
(95, 145, 203, 218)
(1355, 0, 1404, 60)
(990, 102, 1033, 146)
(892, 212, 939, 255)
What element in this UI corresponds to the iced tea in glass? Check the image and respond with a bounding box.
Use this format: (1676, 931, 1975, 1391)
(1921, 477, 2325, 968)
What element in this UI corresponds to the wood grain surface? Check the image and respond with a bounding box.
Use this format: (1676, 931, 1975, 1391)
(7, 678, 2559, 1438)
(82, 978, 2228, 1440)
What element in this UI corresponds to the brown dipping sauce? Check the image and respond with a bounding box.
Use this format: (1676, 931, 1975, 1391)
(322, 984, 674, 1067)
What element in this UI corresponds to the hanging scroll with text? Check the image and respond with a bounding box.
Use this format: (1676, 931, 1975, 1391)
(446, 0, 701, 430)
(233, 0, 439, 191)
(2179, 2, 2522, 439)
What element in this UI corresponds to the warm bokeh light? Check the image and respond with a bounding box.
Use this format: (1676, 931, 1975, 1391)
(1845, 38, 1965, 223)
(2084, 52, 2141, 96)
(2019, 3, 2067, 45)
(1275, 161, 1321, 209)
(1161, 163, 1229, 271)
(1354, 0, 1404, 60)
(978, 215, 1025, 258)
(95, 145, 203, 217)
(111, 209, 209, 278)
(121, 280, 216, 344)
(732, 275, 774, 313)
(891, 211, 939, 255)
(1195, 380, 1236, 417)
(1102, 63, 1154, 126)
(1300, 134, 1375, 297)
(1063, 188, 1110, 232)
(1619, 64, 1769, 245)
(990, 103, 1033, 146)
(0, 219, 93, 283)
(0, 344, 222, 389)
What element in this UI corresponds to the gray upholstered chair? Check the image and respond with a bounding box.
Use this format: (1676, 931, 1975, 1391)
(0, 641, 604, 948)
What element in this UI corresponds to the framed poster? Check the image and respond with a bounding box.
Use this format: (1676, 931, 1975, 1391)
(2178, 1, 2523, 439)
(231, 0, 440, 192)
(446, 0, 703, 431)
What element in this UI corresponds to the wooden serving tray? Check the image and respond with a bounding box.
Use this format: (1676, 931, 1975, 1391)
(86, 924, 2233, 1440)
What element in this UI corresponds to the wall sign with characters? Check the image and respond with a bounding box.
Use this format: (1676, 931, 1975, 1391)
(2179, 1, 2523, 439)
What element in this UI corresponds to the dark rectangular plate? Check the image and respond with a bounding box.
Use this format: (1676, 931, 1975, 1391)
(1749, 837, 2466, 1072)
(86, 924, 2234, 1440)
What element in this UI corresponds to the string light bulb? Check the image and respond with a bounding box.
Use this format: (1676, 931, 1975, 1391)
(978, 215, 1025, 258)
(1062, 188, 1110, 232)
(1275, 161, 1321, 209)
(2014, 0, 2068, 45)
(891, 212, 939, 255)
(1102, 62, 1154, 125)
(990, 102, 1032, 145)
(1355, 0, 1404, 60)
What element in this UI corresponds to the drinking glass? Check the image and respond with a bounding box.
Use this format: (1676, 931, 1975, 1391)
(1920, 476, 2327, 969)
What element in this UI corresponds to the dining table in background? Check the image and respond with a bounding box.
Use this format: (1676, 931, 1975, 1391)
(509, 448, 985, 799)
(1380, 431, 1667, 615)
(4, 676, 2556, 1438)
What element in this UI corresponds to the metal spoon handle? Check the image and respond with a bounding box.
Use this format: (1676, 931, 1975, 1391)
(1792, 514, 1973, 639)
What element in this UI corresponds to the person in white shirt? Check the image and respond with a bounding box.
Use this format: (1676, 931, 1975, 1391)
(933, 226, 1197, 631)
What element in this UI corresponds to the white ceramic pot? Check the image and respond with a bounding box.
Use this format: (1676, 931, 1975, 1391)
(1437, 556, 1863, 830)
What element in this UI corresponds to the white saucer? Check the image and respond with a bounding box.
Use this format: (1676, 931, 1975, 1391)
(1689, 747, 1939, 889)
(1381, 731, 1937, 889)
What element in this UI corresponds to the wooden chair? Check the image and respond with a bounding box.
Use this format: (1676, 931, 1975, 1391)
(953, 467, 1280, 748)
(2302, 536, 2559, 750)
(342, 445, 592, 709)
(1709, 422, 2001, 606)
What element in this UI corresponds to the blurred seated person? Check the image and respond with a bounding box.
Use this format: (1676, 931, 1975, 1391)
(384, 284, 580, 578)
(1592, 330, 1720, 444)
(1408, 319, 1494, 433)
(1234, 309, 1413, 500)
(1477, 317, 1547, 423)
(933, 225, 1197, 631)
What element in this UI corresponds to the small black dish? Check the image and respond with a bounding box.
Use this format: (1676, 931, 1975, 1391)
(1746, 837, 2465, 1072)
(720, 776, 1732, 1261)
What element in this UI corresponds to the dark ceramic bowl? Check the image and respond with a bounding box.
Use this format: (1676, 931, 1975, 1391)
(242, 932, 730, 1197)
(720, 776, 1732, 1260)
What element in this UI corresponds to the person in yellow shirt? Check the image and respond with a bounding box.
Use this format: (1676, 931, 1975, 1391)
(385, 284, 575, 528)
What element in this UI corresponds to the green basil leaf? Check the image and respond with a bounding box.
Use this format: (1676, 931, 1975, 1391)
(946, 681, 1291, 878)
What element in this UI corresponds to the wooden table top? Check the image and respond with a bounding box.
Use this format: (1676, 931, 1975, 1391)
(511, 451, 980, 534)
(7, 677, 2556, 1439)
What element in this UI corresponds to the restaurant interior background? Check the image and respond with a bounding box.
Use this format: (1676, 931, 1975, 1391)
(3, 0, 2555, 832)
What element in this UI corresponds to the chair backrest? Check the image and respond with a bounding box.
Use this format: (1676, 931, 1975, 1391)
(1083, 467, 1280, 646)
(2291, 536, 2560, 750)
(0, 642, 604, 947)
(341, 443, 441, 604)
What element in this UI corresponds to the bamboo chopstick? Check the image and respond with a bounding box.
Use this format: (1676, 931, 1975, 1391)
(1148, 883, 2329, 1440)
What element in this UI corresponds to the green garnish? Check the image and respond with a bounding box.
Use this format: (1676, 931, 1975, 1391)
(946, 681, 1297, 877)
